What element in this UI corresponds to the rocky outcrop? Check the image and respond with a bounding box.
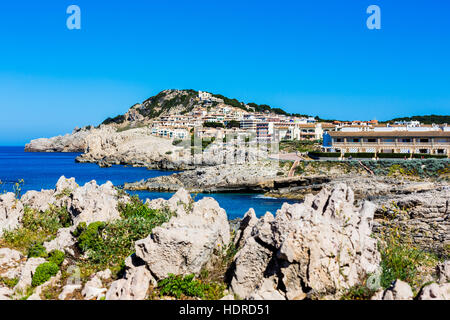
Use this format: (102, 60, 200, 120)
(68, 180, 125, 226)
(417, 282, 450, 300)
(43, 227, 76, 255)
(58, 284, 82, 300)
(2, 176, 128, 248)
(81, 269, 112, 300)
(20, 176, 78, 213)
(74, 127, 181, 169)
(233, 209, 258, 249)
(21, 190, 56, 213)
(0, 287, 13, 300)
(125, 162, 330, 194)
(24, 127, 91, 152)
(0, 248, 23, 280)
(437, 260, 450, 284)
(382, 280, 414, 300)
(145, 188, 192, 217)
(82, 275, 107, 300)
(106, 255, 155, 300)
(24, 176, 127, 227)
(106, 191, 230, 300)
(373, 187, 449, 255)
(135, 196, 230, 280)
(0, 193, 24, 237)
(229, 184, 380, 300)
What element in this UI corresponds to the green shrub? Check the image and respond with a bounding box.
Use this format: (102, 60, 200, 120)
(308, 152, 341, 158)
(172, 139, 183, 146)
(412, 153, 447, 159)
(378, 227, 439, 290)
(117, 196, 165, 219)
(0, 277, 19, 289)
(73, 221, 106, 253)
(377, 153, 410, 159)
(31, 262, 59, 287)
(27, 242, 47, 258)
(157, 274, 225, 300)
(75, 197, 173, 275)
(340, 284, 376, 300)
(344, 152, 375, 159)
(47, 250, 65, 266)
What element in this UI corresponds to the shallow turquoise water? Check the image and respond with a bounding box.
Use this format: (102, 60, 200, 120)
(0, 146, 298, 219)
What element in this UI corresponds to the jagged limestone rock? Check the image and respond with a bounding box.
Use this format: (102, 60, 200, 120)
(382, 280, 414, 300)
(106, 255, 155, 300)
(43, 227, 76, 256)
(135, 196, 230, 280)
(68, 180, 125, 226)
(417, 282, 450, 300)
(0, 193, 24, 237)
(233, 208, 258, 249)
(437, 260, 450, 284)
(229, 184, 380, 300)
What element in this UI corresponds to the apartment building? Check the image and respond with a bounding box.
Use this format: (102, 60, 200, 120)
(240, 117, 262, 131)
(324, 129, 449, 155)
(151, 126, 189, 140)
(272, 123, 328, 141)
(256, 122, 275, 142)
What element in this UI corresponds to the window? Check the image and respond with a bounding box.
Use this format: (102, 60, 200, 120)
(352, 138, 360, 143)
(335, 138, 343, 143)
(367, 138, 377, 143)
(401, 138, 412, 143)
(419, 138, 429, 143)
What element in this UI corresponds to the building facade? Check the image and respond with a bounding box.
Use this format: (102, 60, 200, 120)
(324, 130, 449, 155)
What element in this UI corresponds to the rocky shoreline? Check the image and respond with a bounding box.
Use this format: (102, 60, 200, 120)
(0, 176, 448, 300)
(123, 162, 331, 194)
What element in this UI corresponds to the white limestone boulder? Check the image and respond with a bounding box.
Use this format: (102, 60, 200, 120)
(229, 184, 381, 300)
(106, 255, 155, 300)
(0, 193, 24, 236)
(135, 197, 230, 280)
(418, 283, 450, 300)
(43, 227, 76, 256)
(382, 280, 414, 300)
(68, 180, 126, 225)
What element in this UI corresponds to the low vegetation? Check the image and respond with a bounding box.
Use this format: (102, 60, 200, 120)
(31, 262, 59, 287)
(74, 196, 173, 276)
(280, 140, 322, 153)
(1, 205, 71, 255)
(378, 225, 440, 293)
(0, 276, 19, 289)
(47, 250, 65, 266)
(340, 284, 376, 300)
(156, 273, 226, 300)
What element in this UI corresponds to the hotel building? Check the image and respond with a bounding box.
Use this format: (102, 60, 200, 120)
(324, 129, 449, 156)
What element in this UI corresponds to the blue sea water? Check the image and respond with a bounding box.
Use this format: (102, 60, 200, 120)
(0, 146, 297, 219)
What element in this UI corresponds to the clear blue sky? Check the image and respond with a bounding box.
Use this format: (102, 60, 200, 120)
(0, 0, 449, 145)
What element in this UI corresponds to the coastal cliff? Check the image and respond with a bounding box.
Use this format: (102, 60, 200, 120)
(24, 127, 92, 153)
